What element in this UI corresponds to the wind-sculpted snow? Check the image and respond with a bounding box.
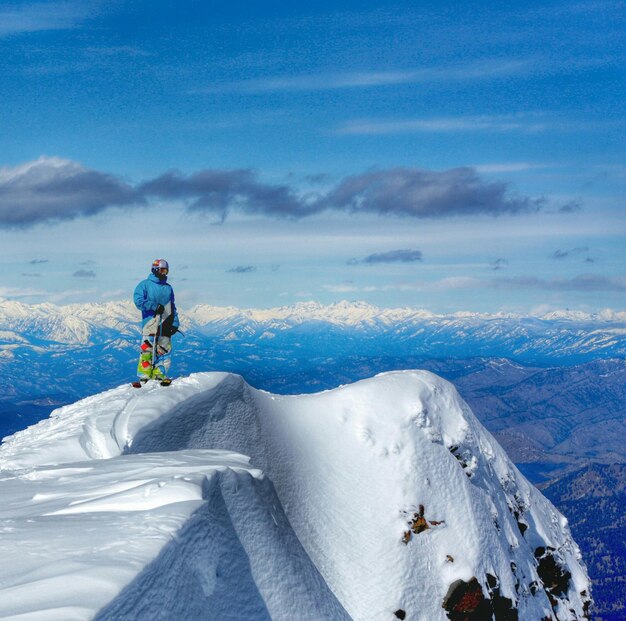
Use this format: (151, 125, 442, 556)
(0, 371, 591, 620)
(0, 375, 349, 621)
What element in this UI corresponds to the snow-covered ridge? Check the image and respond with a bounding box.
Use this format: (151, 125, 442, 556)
(0, 298, 138, 345)
(0, 371, 591, 620)
(186, 299, 626, 326)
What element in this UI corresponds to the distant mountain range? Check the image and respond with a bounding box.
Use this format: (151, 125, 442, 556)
(1, 297, 625, 358)
(541, 463, 626, 621)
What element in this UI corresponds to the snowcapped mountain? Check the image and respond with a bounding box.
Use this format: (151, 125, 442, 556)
(0, 371, 591, 620)
(0, 298, 138, 346)
(186, 300, 626, 328)
(0, 298, 623, 362)
(186, 300, 626, 363)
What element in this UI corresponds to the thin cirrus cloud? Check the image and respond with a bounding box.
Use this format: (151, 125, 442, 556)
(474, 162, 551, 174)
(335, 114, 547, 136)
(348, 249, 423, 265)
(325, 274, 626, 294)
(1, 157, 559, 227)
(197, 58, 535, 95)
(207, 69, 427, 93)
(83, 45, 151, 58)
(0, 1, 99, 37)
(223, 55, 617, 99)
(490, 274, 626, 292)
(440, 274, 626, 293)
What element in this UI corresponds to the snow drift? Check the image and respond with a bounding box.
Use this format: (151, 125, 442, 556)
(0, 371, 591, 620)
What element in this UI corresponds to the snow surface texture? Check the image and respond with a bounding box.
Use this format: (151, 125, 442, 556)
(0, 371, 590, 620)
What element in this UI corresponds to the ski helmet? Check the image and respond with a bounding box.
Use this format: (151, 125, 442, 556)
(151, 258, 169, 276)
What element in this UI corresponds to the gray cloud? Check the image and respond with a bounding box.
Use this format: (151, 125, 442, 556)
(320, 168, 544, 218)
(551, 246, 589, 259)
(21, 273, 41, 277)
(491, 274, 626, 292)
(227, 265, 256, 273)
(143, 166, 545, 220)
(29, 258, 49, 264)
(140, 169, 310, 221)
(557, 200, 582, 213)
(304, 173, 331, 185)
(2, 158, 555, 227)
(348, 249, 423, 265)
(0, 157, 142, 227)
(491, 258, 509, 270)
(73, 269, 96, 278)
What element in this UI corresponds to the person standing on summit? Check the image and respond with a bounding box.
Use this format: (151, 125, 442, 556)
(133, 259, 180, 383)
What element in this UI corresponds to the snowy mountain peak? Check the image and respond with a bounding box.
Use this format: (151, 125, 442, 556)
(0, 370, 590, 620)
(1, 298, 624, 365)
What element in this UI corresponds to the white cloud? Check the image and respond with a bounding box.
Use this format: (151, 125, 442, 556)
(0, 1, 99, 37)
(474, 162, 553, 173)
(323, 284, 379, 293)
(335, 115, 548, 136)
(323, 274, 626, 295)
(197, 59, 534, 95)
(323, 277, 480, 293)
(0, 285, 47, 299)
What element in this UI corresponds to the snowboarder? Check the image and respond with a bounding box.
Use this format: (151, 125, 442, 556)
(133, 258, 180, 383)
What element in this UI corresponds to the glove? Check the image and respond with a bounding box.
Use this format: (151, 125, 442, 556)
(154, 304, 165, 316)
(170, 326, 179, 335)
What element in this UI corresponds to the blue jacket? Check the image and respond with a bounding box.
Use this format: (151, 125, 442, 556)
(133, 273, 180, 333)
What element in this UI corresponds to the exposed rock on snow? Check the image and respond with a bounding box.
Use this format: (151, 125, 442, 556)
(0, 371, 591, 620)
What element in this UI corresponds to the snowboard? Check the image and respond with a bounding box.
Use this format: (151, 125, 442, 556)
(132, 378, 172, 388)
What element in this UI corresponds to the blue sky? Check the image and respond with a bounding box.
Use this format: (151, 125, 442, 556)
(0, 0, 624, 312)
